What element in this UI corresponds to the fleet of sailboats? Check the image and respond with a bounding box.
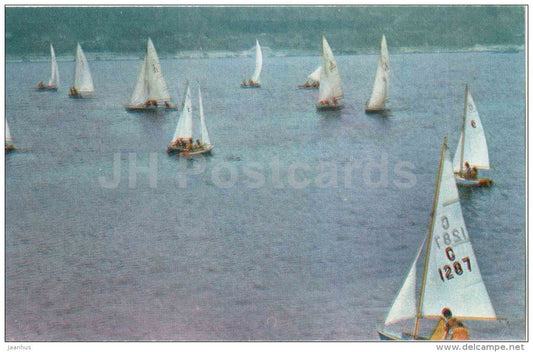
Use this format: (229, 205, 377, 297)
(377, 137, 501, 340)
(36, 44, 59, 91)
(365, 34, 390, 114)
(452, 85, 493, 186)
(69, 43, 94, 98)
(167, 81, 213, 156)
(241, 40, 262, 88)
(316, 35, 344, 110)
(15, 37, 505, 342)
(126, 38, 177, 112)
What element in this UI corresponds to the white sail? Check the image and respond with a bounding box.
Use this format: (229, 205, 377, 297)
(317, 35, 343, 103)
(421, 143, 496, 320)
(6, 120, 12, 141)
(366, 35, 390, 110)
(384, 242, 425, 326)
(198, 88, 211, 146)
(172, 83, 193, 142)
(129, 38, 171, 106)
(251, 40, 262, 83)
(48, 44, 59, 87)
(453, 87, 490, 172)
(308, 66, 322, 82)
(73, 43, 94, 93)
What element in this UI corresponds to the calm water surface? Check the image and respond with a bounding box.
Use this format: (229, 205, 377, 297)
(5, 51, 525, 340)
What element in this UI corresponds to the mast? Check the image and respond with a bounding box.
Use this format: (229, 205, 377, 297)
(413, 137, 447, 338)
(459, 84, 468, 173)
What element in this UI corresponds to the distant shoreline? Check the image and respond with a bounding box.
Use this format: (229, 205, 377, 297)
(6, 44, 524, 63)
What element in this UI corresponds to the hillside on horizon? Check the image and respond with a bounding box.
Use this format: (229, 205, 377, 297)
(6, 6, 525, 58)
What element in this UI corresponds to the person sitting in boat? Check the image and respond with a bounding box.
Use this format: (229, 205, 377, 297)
(195, 139, 203, 149)
(429, 307, 469, 340)
(69, 86, 79, 96)
(470, 166, 478, 180)
(442, 308, 469, 340)
(38, 81, 45, 89)
(164, 101, 170, 108)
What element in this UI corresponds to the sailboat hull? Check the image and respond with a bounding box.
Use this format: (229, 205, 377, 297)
(240, 84, 261, 88)
(454, 174, 493, 187)
(316, 102, 344, 111)
(126, 105, 177, 112)
(69, 92, 94, 99)
(167, 145, 213, 156)
(35, 86, 58, 91)
(377, 330, 428, 341)
(365, 107, 391, 115)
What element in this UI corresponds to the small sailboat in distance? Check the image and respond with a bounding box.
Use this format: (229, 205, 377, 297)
(365, 34, 390, 114)
(452, 85, 492, 187)
(316, 34, 344, 110)
(298, 66, 321, 89)
(69, 43, 94, 98)
(126, 38, 176, 112)
(377, 137, 502, 341)
(241, 40, 262, 88)
(5, 120, 14, 152)
(36, 44, 59, 91)
(168, 81, 213, 156)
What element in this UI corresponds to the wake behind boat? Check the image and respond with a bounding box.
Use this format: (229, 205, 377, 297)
(126, 38, 177, 112)
(240, 40, 262, 88)
(365, 34, 390, 114)
(168, 81, 213, 157)
(35, 44, 59, 91)
(316, 35, 344, 111)
(452, 85, 492, 187)
(69, 43, 94, 99)
(377, 137, 502, 341)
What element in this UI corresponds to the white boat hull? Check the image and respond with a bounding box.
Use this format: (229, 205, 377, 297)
(454, 174, 493, 187)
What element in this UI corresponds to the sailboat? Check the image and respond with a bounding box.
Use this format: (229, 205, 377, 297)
(240, 40, 262, 88)
(5, 120, 14, 152)
(69, 43, 94, 98)
(126, 38, 177, 112)
(316, 35, 344, 110)
(167, 82, 213, 156)
(365, 35, 390, 114)
(36, 44, 59, 91)
(377, 137, 501, 341)
(298, 66, 321, 89)
(452, 85, 492, 186)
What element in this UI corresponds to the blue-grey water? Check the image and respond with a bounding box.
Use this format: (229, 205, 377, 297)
(5, 51, 525, 341)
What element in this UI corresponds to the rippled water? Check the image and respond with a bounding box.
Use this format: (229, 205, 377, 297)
(5, 50, 525, 341)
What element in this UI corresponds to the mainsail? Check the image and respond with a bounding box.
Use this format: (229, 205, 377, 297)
(366, 35, 390, 110)
(453, 86, 490, 172)
(6, 120, 12, 142)
(420, 140, 496, 321)
(129, 38, 171, 106)
(251, 40, 263, 83)
(172, 82, 193, 142)
(73, 43, 94, 93)
(317, 35, 343, 104)
(48, 44, 60, 87)
(198, 87, 211, 146)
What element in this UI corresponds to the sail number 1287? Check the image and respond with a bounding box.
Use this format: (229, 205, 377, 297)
(437, 246, 472, 282)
